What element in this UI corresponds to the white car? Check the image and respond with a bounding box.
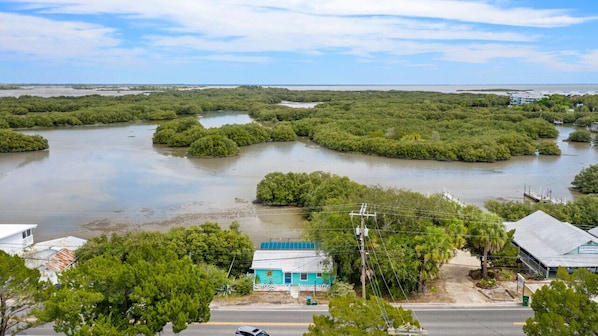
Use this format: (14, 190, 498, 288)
(235, 325, 270, 336)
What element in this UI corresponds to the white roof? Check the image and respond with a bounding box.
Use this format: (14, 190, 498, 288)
(589, 226, 598, 238)
(251, 250, 331, 273)
(29, 236, 87, 252)
(504, 211, 598, 268)
(0, 224, 38, 239)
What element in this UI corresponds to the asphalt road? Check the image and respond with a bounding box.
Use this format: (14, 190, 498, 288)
(408, 304, 533, 336)
(17, 304, 534, 336)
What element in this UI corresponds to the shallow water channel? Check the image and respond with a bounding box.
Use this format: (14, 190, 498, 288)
(1, 112, 595, 245)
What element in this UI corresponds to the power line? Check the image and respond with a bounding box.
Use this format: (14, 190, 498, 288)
(350, 203, 376, 300)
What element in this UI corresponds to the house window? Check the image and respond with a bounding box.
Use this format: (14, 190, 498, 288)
(300, 273, 308, 281)
(316, 273, 322, 278)
(22, 229, 32, 239)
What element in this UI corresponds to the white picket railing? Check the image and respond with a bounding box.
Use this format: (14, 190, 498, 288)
(253, 283, 330, 292)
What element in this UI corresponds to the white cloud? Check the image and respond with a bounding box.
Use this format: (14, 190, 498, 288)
(199, 54, 272, 63)
(310, 0, 592, 28)
(1, 0, 597, 76)
(0, 12, 118, 56)
(580, 50, 598, 71)
(10, 0, 593, 28)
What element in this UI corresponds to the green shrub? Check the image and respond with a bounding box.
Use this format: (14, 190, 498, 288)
(567, 130, 592, 142)
(270, 122, 297, 141)
(188, 134, 239, 157)
(233, 275, 254, 296)
(327, 281, 355, 299)
(537, 140, 561, 155)
(476, 278, 497, 289)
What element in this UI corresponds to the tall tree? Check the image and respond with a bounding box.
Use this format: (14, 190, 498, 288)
(305, 295, 422, 336)
(37, 247, 213, 336)
(0, 251, 42, 336)
(468, 212, 508, 278)
(524, 267, 598, 336)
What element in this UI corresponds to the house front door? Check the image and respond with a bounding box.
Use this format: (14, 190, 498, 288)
(284, 272, 291, 284)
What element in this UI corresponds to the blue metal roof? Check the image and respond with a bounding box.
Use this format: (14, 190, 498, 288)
(259, 241, 317, 250)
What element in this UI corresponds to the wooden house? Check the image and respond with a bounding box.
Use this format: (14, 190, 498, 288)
(251, 241, 333, 293)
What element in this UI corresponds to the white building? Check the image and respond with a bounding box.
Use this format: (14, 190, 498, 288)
(0, 224, 38, 256)
(509, 92, 546, 106)
(24, 236, 87, 284)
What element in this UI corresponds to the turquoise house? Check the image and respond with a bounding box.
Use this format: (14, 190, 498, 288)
(251, 241, 333, 292)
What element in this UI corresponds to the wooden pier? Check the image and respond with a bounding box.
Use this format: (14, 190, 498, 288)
(442, 191, 465, 207)
(523, 185, 565, 205)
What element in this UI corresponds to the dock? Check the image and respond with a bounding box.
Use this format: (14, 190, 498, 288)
(442, 191, 465, 207)
(523, 186, 565, 205)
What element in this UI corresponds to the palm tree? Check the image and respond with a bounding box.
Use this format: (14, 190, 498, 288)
(470, 213, 508, 278)
(414, 226, 454, 293)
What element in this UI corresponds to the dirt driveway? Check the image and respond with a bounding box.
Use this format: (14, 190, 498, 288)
(410, 250, 520, 304)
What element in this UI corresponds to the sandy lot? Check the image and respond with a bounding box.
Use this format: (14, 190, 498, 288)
(409, 250, 520, 304)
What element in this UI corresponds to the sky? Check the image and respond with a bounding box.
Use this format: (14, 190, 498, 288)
(1, 0, 598, 85)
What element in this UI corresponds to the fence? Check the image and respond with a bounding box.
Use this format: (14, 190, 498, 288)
(253, 283, 330, 292)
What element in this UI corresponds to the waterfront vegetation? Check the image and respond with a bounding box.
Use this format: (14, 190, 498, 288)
(0, 129, 48, 152)
(571, 164, 598, 194)
(2, 168, 596, 334)
(3, 87, 598, 334)
(485, 195, 598, 230)
(567, 129, 593, 142)
(256, 171, 510, 295)
(2, 86, 598, 160)
(255, 170, 598, 297)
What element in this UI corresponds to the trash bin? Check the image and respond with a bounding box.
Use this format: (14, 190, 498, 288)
(522, 295, 529, 307)
(306, 296, 312, 305)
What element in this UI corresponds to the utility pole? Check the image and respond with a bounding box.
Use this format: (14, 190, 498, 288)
(350, 204, 428, 336)
(350, 203, 376, 299)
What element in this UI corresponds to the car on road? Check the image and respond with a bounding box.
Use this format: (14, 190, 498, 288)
(235, 325, 270, 336)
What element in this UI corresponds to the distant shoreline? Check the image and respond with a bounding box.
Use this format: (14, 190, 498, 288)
(0, 83, 597, 97)
(456, 88, 528, 92)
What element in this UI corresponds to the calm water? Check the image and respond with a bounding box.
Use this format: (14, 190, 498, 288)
(1, 94, 598, 244)
(1, 120, 596, 244)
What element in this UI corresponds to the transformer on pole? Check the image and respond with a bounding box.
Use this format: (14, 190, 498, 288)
(350, 203, 375, 299)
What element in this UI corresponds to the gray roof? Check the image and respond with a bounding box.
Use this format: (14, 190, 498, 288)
(24, 236, 87, 270)
(504, 210, 598, 268)
(589, 226, 598, 238)
(251, 250, 331, 273)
